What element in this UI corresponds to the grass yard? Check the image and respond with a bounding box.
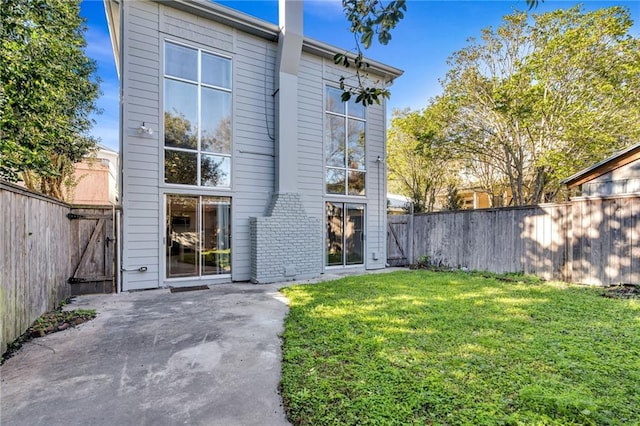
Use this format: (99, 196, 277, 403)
(280, 270, 640, 425)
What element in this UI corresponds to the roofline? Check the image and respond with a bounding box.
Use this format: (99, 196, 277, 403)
(106, 0, 403, 81)
(302, 37, 403, 82)
(562, 142, 640, 189)
(104, 0, 121, 77)
(160, 0, 280, 40)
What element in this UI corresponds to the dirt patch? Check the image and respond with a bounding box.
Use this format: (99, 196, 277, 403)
(1, 299, 96, 364)
(602, 284, 640, 300)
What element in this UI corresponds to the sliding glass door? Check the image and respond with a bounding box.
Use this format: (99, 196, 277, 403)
(326, 202, 364, 267)
(166, 195, 231, 278)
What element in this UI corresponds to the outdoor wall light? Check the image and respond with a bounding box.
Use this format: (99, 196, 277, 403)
(138, 122, 154, 135)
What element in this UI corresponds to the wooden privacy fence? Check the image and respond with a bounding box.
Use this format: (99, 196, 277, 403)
(389, 194, 639, 286)
(1, 181, 118, 355)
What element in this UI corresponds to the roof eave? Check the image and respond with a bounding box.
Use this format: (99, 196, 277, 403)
(303, 38, 403, 82)
(104, 0, 121, 77)
(154, 0, 403, 81)
(562, 142, 640, 189)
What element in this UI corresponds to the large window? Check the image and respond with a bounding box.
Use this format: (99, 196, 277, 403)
(325, 87, 366, 195)
(164, 41, 232, 187)
(326, 202, 364, 266)
(166, 195, 231, 278)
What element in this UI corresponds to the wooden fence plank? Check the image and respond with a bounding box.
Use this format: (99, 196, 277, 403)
(397, 195, 638, 286)
(1, 181, 119, 355)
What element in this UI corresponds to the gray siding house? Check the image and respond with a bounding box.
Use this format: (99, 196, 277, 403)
(105, 0, 402, 291)
(563, 142, 640, 197)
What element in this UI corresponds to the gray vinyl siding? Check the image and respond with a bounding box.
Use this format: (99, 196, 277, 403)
(581, 160, 640, 196)
(121, 1, 279, 289)
(121, 0, 161, 290)
(120, 0, 391, 289)
(296, 55, 388, 271)
(231, 31, 277, 281)
(364, 95, 387, 269)
(297, 53, 324, 219)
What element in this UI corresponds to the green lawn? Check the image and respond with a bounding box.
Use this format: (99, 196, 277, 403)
(280, 270, 640, 425)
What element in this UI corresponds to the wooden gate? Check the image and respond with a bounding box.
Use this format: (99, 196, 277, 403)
(387, 215, 412, 266)
(68, 207, 118, 295)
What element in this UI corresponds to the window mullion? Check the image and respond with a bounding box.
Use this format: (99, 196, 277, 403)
(342, 204, 346, 265)
(197, 51, 202, 186)
(344, 116, 349, 195)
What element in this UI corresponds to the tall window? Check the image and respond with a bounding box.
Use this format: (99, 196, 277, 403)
(326, 202, 364, 266)
(164, 41, 232, 187)
(325, 87, 366, 195)
(166, 195, 231, 278)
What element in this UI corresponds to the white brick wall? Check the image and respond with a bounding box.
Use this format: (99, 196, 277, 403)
(250, 192, 321, 283)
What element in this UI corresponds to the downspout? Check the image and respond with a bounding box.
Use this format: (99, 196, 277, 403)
(117, 0, 124, 292)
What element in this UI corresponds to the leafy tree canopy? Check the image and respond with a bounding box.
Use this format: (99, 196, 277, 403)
(337, 0, 542, 106)
(390, 5, 639, 208)
(0, 0, 100, 198)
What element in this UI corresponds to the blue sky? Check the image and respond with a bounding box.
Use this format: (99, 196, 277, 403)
(79, 0, 640, 151)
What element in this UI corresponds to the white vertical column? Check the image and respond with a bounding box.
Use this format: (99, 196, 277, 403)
(274, 0, 303, 193)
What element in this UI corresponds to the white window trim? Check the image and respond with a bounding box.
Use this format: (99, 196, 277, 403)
(324, 85, 367, 197)
(162, 39, 233, 189)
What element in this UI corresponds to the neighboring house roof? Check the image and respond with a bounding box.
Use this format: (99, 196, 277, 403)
(387, 193, 410, 210)
(104, 0, 403, 82)
(562, 142, 640, 189)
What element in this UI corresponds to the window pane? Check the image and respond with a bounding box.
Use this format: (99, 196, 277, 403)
(348, 171, 365, 196)
(164, 79, 198, 150)
(165, 150, 198, 185)
(326, 87, 345, 114)
(348, 120, 366, 170)
(201, 88, 231, 154)
(325, 115, 345, 167)
(201, 154, 230, 188)
(326, 168, 346, 195)
(326, 203, 343, 266)
(165, 42, 197, 81)
(346, 204, 364, 265)
(202, 53, 231, 89)
(348, 97, 365, 119)
(202, 197, 231, 275)
(166, 196, 199, 278)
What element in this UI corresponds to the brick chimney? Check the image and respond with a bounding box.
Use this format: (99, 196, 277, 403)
(249, 0, 321, 283)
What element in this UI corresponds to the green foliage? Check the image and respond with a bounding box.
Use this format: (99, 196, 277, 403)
(343, 0, 406, 49)
(2, 300, 97, 363)
(333, 0, 406, 106)
(336, 0, 542, 106)
(438, 6, 640, 205)
(444, 183, 463, 210)
(164, 111, 227, 186)
(280, 271, 640, 425)
(386, 105, 460, 212)
(0, 0, 100, 193)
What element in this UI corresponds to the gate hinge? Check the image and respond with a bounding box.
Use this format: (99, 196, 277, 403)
(66, 213, 85, 220)
(68, 277, 87, 284)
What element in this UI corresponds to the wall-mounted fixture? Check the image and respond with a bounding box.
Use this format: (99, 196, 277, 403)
(376, 155, 384, 163)
(138, 122, 154, 135)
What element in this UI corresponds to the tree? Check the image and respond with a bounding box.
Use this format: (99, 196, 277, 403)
(386, 105, 458, 212)
(441, 6, 639, 205)
(337, 0, 542, 106)
(0, 0, 100, 198)
(164, 111, 227, 186)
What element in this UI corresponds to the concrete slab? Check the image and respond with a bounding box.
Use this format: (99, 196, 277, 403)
(0, 268, 406, 426)
(0, 283, 291, 426)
